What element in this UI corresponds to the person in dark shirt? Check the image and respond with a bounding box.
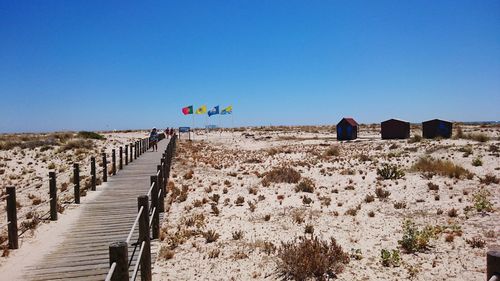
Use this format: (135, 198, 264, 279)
(149, 128, 159, 151)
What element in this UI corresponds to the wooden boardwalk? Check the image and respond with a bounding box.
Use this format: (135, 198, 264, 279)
(21, 140, 170, 281)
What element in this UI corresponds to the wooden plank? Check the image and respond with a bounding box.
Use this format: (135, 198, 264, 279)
(19, 139, 171, 281)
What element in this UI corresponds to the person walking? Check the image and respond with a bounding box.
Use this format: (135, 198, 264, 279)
(149, 127, 159, 151)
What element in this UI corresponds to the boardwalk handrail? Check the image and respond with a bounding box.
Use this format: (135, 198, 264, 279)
(1, 136, 152, 249)
(131, 241, 146, 281)
(105, 262, 117, 281)
(106, 133, 176, 281)
(125, 206, 144, 245)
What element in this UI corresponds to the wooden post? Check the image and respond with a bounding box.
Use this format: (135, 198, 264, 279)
(138, 195, 152, 281)
(130, 143, 133, 163)
(135, 141, 138, 159)
(150, 175, 160, 239)
(119, 147, 123, 170)
(139, 140, 142, 155)
(109, 241, 129, 281)
(125, 145, 128, 165)
(91, 157, 96, 191)
(73, 163, 80, 204)
(487, 251, 500, 281)
(6, 186, 18, 249)
(112, 149, 116, 175)
(102, 153, 108, 182)
(157, 165, 164, 213)
(49, 172, 57, 221)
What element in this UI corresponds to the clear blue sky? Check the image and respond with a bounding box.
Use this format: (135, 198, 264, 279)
(1, 0, 499, 133)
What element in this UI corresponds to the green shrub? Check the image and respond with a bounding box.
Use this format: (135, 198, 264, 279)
(77, 131, 105, 140)
(377, 163, 405, 180)
(472, 158, 482, 167)
(58, 139, 93, 152)
(381, 249, 401, 267)
(398, 220, 435, 253)
(473, 190, 493, 212)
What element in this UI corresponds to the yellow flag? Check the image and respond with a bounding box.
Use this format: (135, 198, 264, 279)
(195, 105, 207, 114)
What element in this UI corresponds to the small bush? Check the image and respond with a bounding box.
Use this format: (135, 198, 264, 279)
(381, 249, 401, 267)
(466, 236, 486, 248)
(302, 196, 313, 205)
(235, 196, 245, 206)
(77, 131, 105, 140)
(203, 230, 220, 243)
(375, 187, 391, 199)
(208, 248, 220, 259)
(394, 202, 407, 209)
(158, 246, 174, 260)
(377, 164, 405, 180)
(447, 208, 458, 217)
(183, 170, 194, 180)
(472, 158, 483, 167)
(480, 174, 499, 185)
(364, 194, 375, 203)
(211, 204, 220, 216)
(412, 157, 472, 179)
(324, 146, 340, 157)
(473, 190, 493, 212)
(59, 139, 93, 152)
(304, 224, 314, 235)
(232, 230, 244, 240)
(398, 220, 434, 253)
(262, 166, 301, 187)
(295, 178, 315, 193)
(467, 133, 489, 142)
(427, 182, 439, 191)
(276, 236, 350, 280)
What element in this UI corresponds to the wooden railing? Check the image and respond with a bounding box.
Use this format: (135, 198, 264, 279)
(0, 136, 153, 250)
(106, 134, 176, 281)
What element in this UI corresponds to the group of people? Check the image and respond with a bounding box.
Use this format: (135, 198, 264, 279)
(148, 127, 175, 152)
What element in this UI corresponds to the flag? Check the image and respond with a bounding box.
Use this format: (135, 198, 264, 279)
(182, 105, 193, 115)
(208, 105, 219, 117)
(195, 105, 207, 114)
(221, 105, 233, 115)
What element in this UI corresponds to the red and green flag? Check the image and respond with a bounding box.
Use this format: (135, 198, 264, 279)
(182, 105, 193, 115)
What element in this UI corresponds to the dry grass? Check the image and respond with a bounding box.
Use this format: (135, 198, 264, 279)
(323, 146, 340, 157)
(262, 166, 301, 187)
(158, 246, 175, 260)
(276, 236, 350, 281)
(295, 178, 315, 193)
(412, 157, 472, 179)
(58, 139, 93, 152)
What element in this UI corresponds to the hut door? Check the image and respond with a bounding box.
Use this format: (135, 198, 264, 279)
(337, 127, 342, 138)
(346, 126, 352, 138)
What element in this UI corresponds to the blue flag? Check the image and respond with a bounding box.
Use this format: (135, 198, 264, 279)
(208, 105, 219, 117)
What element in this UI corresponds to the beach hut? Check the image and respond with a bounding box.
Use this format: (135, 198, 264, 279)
(422, 119, 452, 139)
(381, 119, 410, 139)
(336, 118, 359, 140)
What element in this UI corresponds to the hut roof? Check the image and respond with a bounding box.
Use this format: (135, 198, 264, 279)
(423, 119, 452, 124)
(382, 118, 410, 124)
(342, 118, 359, 126)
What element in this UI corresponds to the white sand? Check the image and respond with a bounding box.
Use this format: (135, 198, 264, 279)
(153, 125, 499, 280)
